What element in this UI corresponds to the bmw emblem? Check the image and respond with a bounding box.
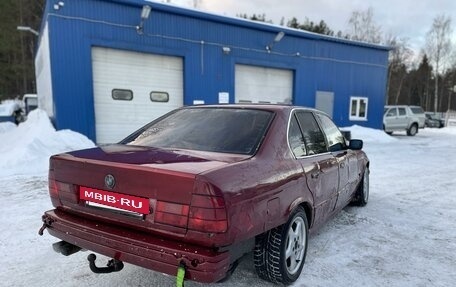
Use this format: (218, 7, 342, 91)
(105, 174, 116, 189)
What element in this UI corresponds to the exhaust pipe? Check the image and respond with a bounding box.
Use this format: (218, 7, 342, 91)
(87, 254, 124, 274)
(52, 241, 82, 256)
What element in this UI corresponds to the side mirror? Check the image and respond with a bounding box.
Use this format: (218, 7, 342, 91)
(349, 139, 363, 150)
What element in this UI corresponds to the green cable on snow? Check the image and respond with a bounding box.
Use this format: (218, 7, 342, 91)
(176, 262, 186, 287)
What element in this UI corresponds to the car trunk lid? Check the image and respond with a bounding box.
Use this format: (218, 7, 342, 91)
(49, 145, 246, 236)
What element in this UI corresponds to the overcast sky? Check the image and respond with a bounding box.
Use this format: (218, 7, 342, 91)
(164, 0, 456, 61)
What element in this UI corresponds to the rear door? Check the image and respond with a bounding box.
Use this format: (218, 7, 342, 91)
(396, 107, 409, 129)
(292, 111, 339, 226)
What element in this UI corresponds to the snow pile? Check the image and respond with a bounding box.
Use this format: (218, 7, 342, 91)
(0, 100, 21, 116)
(426, 126, 456, 134)
(0, 109, 95, 178)
(342, 125, 398, 143)
(0, 121, 16, 133)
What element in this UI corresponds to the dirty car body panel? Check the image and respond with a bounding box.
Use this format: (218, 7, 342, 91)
(40, 105, 369, 283)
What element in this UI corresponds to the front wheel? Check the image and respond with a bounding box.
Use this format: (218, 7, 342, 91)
(383, 125, 393, 135)
(352, 167, 369, 206)
(254, 206, 308, 284)
(407, 124, 418, 136)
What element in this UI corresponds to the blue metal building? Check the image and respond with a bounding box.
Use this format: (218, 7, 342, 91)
(36, 0, 389, 144)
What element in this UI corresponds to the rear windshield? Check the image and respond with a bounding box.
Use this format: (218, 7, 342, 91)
(410, 107, 424, 114)
(123, 108, 274, 155)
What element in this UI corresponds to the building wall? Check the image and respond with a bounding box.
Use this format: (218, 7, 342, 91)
(38, 0, 389, 142)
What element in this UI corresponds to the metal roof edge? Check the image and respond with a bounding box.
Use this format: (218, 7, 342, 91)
(108, 0, 391, 51)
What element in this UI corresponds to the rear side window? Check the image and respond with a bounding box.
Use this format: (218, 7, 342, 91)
(288, 115, 306, 157)
(398, 108, 406, 116)
(124, 108, 274, 155)
(410, 107, 424, 114)
(295, 112, 327, 155)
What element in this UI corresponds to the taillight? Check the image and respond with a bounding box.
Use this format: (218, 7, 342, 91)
(48, 169, 61, 207)
(154, 201, 189, 228)
(188, 194, 227, 233)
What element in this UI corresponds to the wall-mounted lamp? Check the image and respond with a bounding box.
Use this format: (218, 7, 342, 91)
(222, 47, 231, 55)
(53, 1, 64, 10)
(266, 31, 285, 52)
(136, 5, 151, 34)
(17, 26, 39, 36)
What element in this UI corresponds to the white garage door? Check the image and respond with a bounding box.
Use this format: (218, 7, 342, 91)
(235, 64, 293, 104)
(92, 47, 183, 144)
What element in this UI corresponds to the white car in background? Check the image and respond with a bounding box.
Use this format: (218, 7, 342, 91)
(0, 100, 23, 124)
(383, 105, 425, 136)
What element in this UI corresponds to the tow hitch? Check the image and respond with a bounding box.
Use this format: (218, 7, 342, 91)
(38, 214, 54, 236)
(87, 254, 124, 274)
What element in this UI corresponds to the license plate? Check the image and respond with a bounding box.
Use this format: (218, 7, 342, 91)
(79, 186, 150, 215)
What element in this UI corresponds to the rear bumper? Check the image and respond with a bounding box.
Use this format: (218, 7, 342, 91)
(42, 209, 230, 283)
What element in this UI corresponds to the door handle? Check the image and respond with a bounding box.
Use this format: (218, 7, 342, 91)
(311, 171, 320, 179)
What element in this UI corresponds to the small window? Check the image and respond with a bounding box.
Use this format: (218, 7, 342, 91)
(112, 89, 133, 101)
(150, 92, 169, 103)
(410, 107, 424, 114)
(398, 108, 406, 116)
(349, 97, 368, 121)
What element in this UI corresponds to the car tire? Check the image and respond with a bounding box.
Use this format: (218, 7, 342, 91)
(383, 125, 393, 135)
(407, 123, 418, 136)
(254, 206, 308, 284)
(352, 167, 369, 206)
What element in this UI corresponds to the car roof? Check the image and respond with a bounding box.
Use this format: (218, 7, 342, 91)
(385, 105, 423, 108)
(184, 104, 324, 114)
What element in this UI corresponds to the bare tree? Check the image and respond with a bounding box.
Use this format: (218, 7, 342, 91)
(384, 35, 414, 104)
(347, 7, 382, 44)
(425, 14, 453, 112)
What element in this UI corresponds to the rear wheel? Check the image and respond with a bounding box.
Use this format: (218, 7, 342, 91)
(407, 123, 418, 136)
(352, 167, 369, 206)
(254, 206, 308, 284)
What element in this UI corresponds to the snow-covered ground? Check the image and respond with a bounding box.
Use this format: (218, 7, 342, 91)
(0, 113, 455, 287)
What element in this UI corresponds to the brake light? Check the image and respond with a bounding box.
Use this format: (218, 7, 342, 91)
(48, 170, 61, 207)
(154, 201, 189, 228)
(188, 195, 228, 233)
